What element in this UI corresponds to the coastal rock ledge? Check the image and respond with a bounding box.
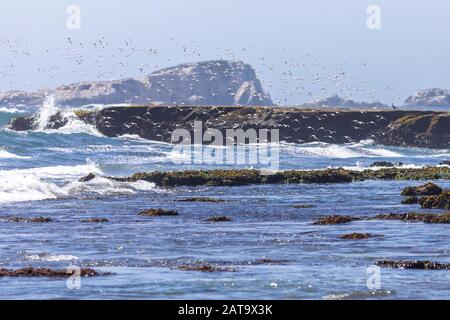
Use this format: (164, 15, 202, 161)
(9, 106, 450, 149)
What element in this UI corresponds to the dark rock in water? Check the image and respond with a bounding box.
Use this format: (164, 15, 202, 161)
(0, 60, 273, 107)
(205, 216, 232, 222)
(177, 264, 235, 272)
(81, 218, 109, 223)
(376, 260, 450, 270)
(8, 116, 35, 131)
(293, 204, 315, 208)
(177, 197, 226, 203)
(374, 212, 450, 224)
(138, 208, 179, 217)
(111, 167, 450, 188)
(401, 182, 443, 196)
(313, 215, 360, 225)
(440, 160, 450, 166)
(339, 233, 377, 240)
(0, 267, 112, 277)
(369, 161, 403, 168)
(5, 216, 52, 223)
(8, 105, 450, 149)
(419, 192, 450, 210)
(253, 259, 290, 265)
(401, 196, 419, 204)
(79, 173, 96, 182)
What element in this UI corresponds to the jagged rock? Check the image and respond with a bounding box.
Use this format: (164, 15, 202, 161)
(405, 88, 450, 107)
(440, 160, 450, 166)
(78, 173, 96, 182)
(0, 60, 273, 108)
(376, 260, 450, 270)
(370, 161, 403, 168)
(8, 105, 450, 148)
(138, 208, 179, 216)
(401, 182, 443, 196)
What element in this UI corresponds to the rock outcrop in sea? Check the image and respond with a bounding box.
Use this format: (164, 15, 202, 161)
(0, 60, 273, 107)
(305, 94, 388, 109)
(9, 105, 450, 149)
(405, 88, 450, 107)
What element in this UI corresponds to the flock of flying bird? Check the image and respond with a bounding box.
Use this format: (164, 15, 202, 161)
(0, 35, 402, 106)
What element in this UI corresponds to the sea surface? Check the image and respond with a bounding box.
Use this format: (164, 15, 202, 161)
(0, 103, 449, 300)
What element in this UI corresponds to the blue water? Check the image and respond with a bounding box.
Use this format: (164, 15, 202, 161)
(0, 106, 449, 300)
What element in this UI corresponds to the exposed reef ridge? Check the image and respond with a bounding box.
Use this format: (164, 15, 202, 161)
(9, 105, 450, 148)
(108, 167, 450, 188)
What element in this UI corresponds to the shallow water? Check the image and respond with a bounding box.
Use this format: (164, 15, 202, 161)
(0, 105, 449, 300)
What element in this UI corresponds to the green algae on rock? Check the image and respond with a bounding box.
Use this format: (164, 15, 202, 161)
(339, 233, 377, 240)
(401, 182, 443, 196)
(109, 166, 450, 188)
(419, 191, 450, 210)
(374, 212, 450, 224)
(313, 215, 360, 225)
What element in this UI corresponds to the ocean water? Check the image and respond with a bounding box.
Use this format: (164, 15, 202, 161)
(0, 103, 449, 300)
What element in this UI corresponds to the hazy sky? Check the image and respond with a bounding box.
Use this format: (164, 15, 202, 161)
(1, 0, 449, 105)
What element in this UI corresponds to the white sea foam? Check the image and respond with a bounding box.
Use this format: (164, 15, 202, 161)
(0, 149, 30, 159)
(24, 253, 79, 262)
(0, 106, 26, 113)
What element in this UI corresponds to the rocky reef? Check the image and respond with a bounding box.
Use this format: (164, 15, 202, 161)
(9, 105, 450, 149)
(109, 167, 450, 188)
(0, 267, 111, 278)
(0, 60, 273, 107)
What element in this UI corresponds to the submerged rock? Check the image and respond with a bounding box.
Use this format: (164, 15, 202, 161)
(79, 173, 96, 182)
(313, 215, 360, 225)
(376, 260, 450, 270)
(253, 259, 290, 265)
(401, 182, 443, 196)
(205, 216, 232, 222)
(0, 267, 111, 277)
(177, 264, 235, 272)
(293, 204, 315, 208)
(138, 208, 179, 217)
(339, 233, 377, 240)
(177, 197, 226, 203)
(440, 160, 450, 166)
(5, 216, 52, 223)
(81, 218, 109, 223)
(419, 192, 450, 210)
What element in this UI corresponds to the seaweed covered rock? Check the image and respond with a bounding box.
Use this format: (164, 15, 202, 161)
(138, 208, 179, 217)
(313, 215, 360, 225)
(374, 212, 450, 224)
(0, 267, 111, 277)
(419, 191, 450, 210)
(401, 182, 443, 196)
(339, 233, 377, 240)
(401, 196, 419, 204)
(111, 166, 450, 188)
(205, 216, 232, 222)
(376, 260, 450, 270)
